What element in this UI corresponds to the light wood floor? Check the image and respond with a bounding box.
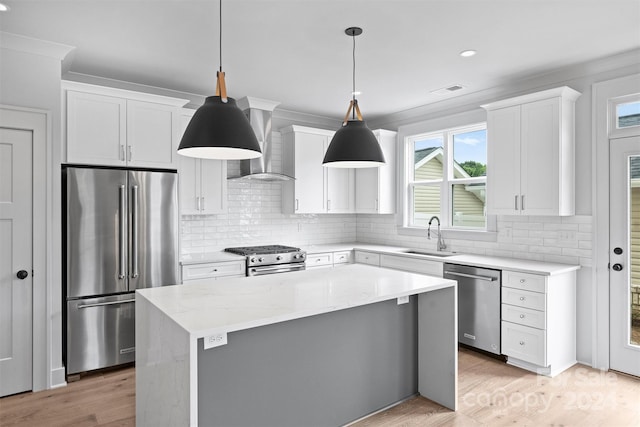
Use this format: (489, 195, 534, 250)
(1, 348, 638, 426)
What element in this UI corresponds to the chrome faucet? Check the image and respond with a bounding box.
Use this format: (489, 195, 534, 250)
(427, 216, 447, 251)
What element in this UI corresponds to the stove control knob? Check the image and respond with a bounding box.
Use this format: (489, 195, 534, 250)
(276, 256, 282, 261)
(250, 257, 256, 263)
(258, 257, 264, 263)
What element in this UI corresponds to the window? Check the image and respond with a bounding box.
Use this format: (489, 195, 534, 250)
(405, 123, 487, 230)
(616, 101, 640, 129)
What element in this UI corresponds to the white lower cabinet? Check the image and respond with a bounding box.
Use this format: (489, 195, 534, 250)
(181, 260, 245, 283)
(306, 252, 334, 269)
(500, 268, 576, 376)
(333, 251, 353, 265)
(354, 251, 380, 266)
(501, 321, 546, 367)
(306, 250, 354, 269)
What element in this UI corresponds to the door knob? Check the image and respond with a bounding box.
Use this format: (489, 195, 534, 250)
(16, 270, 28, 280)
(612, 263, 623, 272)
(613, 247, 623, 255)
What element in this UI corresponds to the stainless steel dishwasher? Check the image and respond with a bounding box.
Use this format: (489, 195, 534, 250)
(444, 263, 501, 355)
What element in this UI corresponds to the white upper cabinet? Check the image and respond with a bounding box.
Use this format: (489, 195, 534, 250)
(64, 81, 188, 169)
(482, 86, 581, 216)
(281, 125, 355, 214)
(355, 129, 397, 214)
(177, 110, 227, 215)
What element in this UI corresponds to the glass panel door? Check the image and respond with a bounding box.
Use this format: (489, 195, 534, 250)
(610, 136, 640, 376)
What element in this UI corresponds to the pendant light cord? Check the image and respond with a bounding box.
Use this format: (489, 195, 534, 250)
(219, 0, 222, 73)
(352, 31, 356, 120)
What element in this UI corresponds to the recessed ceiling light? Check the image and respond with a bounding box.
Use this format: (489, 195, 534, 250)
(459, 50, 477, 57)
(0, 3, 10, 12)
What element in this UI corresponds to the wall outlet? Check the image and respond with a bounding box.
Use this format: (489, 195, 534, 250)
(204, 332, 227, 350)
(397, 295, 410, 305)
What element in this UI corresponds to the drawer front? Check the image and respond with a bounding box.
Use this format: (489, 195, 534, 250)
(182, 261, 245, 281)
(380, 254, 443, 276)
(502, 303, 546, 330)
(333, 250, 353, 265)
(306, 252, 334, 268)
(503, 270, 546, 293)
(355, 251, 380, 266)
(501, 287, 546, 311)
(501, 321, 547, 366)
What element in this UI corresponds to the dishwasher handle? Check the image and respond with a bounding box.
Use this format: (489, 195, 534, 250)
(444, 271, 497, 282)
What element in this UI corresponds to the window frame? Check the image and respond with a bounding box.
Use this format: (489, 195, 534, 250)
(396, 112, 496, 241)
(609, 93, 640, 139)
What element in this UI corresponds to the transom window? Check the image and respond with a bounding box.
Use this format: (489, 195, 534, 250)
(616, 101, 640, 129)
(405, 123, 487, 230)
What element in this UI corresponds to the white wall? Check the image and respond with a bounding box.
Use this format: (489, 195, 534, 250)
(0, 35, 73, 389)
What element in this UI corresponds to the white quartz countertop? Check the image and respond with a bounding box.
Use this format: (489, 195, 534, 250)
(303, 242, 579, 276)
(136, 264, 455, 339)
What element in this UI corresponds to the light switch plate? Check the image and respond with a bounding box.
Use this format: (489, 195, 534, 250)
(204, 332, 227, 350)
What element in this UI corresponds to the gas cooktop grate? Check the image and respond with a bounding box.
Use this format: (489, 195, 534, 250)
(224, 245, 301, 256)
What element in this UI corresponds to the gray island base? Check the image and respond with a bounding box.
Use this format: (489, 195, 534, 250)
(136, 264, 457, 426)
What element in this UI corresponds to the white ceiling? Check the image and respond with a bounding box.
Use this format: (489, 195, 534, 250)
(1, 0, 639, 120)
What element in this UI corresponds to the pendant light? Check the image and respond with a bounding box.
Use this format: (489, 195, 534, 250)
(177, 0, 261, 160)
(323, 27, 385, 168)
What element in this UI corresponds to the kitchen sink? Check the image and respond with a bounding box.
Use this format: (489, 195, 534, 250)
(401, 249, 457, 257)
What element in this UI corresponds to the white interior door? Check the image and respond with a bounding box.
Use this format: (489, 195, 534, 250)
(0, 127, 33, 396)
(609, 135, 640, 377)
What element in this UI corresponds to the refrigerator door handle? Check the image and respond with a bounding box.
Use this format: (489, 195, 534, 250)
(131, 185, 139, 279)
(118, 184, 126, 279)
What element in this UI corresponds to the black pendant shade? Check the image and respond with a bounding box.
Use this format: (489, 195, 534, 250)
(177, 96, 261, 160)
(323, 26, 385, 168)
(323, 120, 385, 168)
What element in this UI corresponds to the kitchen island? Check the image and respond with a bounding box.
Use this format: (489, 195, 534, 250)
(135, 264, 457, 427)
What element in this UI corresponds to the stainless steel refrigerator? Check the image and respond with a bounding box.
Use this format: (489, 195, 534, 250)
(63, 166, 179, 375)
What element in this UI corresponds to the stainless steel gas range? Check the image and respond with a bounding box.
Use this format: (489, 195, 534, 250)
(224, 245, 306, 276)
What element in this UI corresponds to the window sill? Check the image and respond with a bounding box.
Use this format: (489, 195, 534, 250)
(397, 226, 498, 242)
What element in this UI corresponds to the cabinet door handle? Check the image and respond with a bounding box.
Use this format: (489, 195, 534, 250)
(375, 198, 379, 212)
(519, 296, 525, 301)
(295, 199, 299, 211)
(201, 197, 205, 211)
(519, 341, 525, 346)
(520, 314, 525, 319)
(515, 195, 518, 210)
(127, 145, 132, 162)
(120, 144, 125, 161)
(521, 195, 525, 211)
(327, 199, 331, 211)
(196, 196, 201, 211)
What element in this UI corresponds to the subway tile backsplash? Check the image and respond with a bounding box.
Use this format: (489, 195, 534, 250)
(356, 214, 593, 267)
(180, 131, 592, 269)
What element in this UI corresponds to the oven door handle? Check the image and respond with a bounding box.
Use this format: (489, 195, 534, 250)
(250, 264, 306, 276)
